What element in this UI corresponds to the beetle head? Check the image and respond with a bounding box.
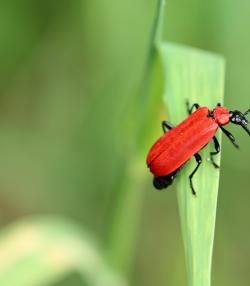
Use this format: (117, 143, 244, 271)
(229, 109, 250, 135)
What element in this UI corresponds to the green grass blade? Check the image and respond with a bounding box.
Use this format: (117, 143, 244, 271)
(105, 0, 165, 276)
(0, 216, 126, 286)
(105, 44, 164, 277)
(160, 43, 225, 286)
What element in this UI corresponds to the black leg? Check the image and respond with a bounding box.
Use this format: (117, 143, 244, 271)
(210, 136, 220, 168)
(242, 124, 250, 136)
(186, 100, 200, 115)
(189, 153, 202, 196)
(220, 126, 239, 149)
(162, 120, 174, 133)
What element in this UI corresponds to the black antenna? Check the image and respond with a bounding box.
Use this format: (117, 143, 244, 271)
(243, 109, 250, 117)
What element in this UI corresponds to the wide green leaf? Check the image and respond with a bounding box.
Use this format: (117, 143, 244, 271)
(160, 43, 225, 286)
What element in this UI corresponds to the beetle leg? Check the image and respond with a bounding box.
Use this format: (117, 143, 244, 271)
(162, 120, 174, 133)
(186, 100, 200, 115)
(219, 126, 239, 149)
(210, 136, 220, 168)
(189, 153, 202, 196)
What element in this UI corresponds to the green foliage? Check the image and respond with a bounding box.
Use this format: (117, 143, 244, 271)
(161, 43, 225, 286)
(0, 1, 249, 286)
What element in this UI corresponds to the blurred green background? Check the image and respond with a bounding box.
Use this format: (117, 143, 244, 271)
(0, 0, 249, 285)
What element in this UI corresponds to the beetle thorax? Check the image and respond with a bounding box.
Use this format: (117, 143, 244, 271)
(212, 106, 230, 125)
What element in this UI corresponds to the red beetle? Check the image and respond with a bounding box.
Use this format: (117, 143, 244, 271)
(146, 102, 250, 195)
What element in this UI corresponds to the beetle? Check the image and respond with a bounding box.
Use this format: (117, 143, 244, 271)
(146, 101, 250, 195)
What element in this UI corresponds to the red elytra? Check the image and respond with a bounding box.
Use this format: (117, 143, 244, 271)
(147, 106, 229, 176)
(146, 103, 250, 195)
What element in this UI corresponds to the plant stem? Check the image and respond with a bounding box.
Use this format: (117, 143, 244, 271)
(105, 0, 166, 277)
(152, 0, 165, 47)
